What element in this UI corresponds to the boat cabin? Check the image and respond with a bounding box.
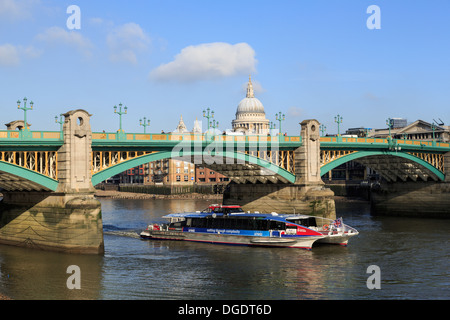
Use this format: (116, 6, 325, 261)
(203, 204, 245, 214)
(167, 212, 314, 236)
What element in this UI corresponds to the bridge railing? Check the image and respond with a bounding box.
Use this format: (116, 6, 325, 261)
(1, 129, 449, 151)
(91, 132, 302, 144)
(320, 136, 450, 151)
(0, 130, 62, 140)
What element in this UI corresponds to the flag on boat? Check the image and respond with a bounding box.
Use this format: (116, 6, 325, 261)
(333, 217, 343, 228)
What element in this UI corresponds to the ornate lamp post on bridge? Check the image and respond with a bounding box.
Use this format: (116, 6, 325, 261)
(139, 117, 150, 133)
(402, 132, 408, 141)
(55, 114, 64, 138)
(320, 124, 327, 136)
(334, 114, 343, 137)
(210, 119, 219, 129)
(203, 107, 214, 130)
(114, 103, 127, 140)
(17, 97, 33, 139)
(209, 119, 220, 136)
(269, 121, 276, 136)
(386, 118, 393, 139)
(431, 123, 437, 146)
(275, 112, 285, 136)
(269, 121, 276, 130)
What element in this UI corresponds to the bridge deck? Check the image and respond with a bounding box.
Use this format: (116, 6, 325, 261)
(1, 130, 448, 150)
(0, 131, 449, 191)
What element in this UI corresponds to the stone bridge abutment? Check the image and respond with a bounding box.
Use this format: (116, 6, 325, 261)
(0, 110, 104, 254)
(367, 151, 450, 218)
(224, 120, 336, 219)
(1, 111, 449, 254)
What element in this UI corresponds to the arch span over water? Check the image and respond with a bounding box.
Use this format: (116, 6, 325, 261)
(320, 150, 445, 181)
(91, 150, 297, 186)
(0, 161, 58, 191)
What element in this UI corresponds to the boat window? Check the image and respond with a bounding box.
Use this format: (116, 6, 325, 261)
(189, 217, 272, 231)
(189, 218, 206, 228)
(169, 220, 186, 228)
(223, 207, 244, 213)
(286, 217, 317, 227)
(269, 220, 286, 230)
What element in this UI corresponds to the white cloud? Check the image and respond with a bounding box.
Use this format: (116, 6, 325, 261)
(107, 22, 150, 64)
(89, 17, 104, 25)
(0, 44, 43, 67)
(287, 106, 303, 118)
(21, 45, 43, 59)
(0, 0, 38, 20)
(36, 26, 93, 57)
(150, 42, 257, 82)
(0, 44, 20, 66)
(363, 92, 380, 101)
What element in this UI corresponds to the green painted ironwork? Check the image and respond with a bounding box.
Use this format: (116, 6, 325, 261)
(320, 136, 449, 153)
(320, 150, 445, 181)
(16, 97, 34, 139)
(91, 150, 296, 186)
(202, 107, 215, 131)
(0, 161, 58, 191)
(139, 117, 150, 133)
(276, 112, 285, 136)
(0, 129, 449, 187)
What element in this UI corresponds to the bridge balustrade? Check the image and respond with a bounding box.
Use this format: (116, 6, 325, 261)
(1, 130, 449, 188)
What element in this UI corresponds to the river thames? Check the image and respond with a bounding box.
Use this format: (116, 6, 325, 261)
(0, 198, 448, 300)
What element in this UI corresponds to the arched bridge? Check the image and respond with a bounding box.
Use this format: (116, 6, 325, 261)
(0, 125, 449, 192)
(1, 110, 449, 254)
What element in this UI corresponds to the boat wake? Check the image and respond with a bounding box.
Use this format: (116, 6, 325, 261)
(103, 224, 141, 239)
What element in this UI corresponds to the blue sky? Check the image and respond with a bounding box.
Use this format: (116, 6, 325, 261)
(1, 0, 449, 135)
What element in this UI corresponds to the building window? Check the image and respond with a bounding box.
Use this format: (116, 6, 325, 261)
(184, 175, 188, 181)
(176, 175, 181, 181)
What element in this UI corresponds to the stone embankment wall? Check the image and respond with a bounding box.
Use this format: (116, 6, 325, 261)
(94, 190, 222, 200)
(370, 181, 450, 218)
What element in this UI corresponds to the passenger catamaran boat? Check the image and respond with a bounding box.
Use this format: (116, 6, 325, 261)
(140, 204, 358, 250)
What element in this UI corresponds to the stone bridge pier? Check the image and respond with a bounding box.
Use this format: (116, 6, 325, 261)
(224, 120, 336, 219)
(0, 110, 104, 254)
(370, 151, 450, 218)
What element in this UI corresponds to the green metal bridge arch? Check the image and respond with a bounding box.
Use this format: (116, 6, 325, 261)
(91, 150, 297, 186)
(320, 150, 445, 182)
(0, 161, 59, 191)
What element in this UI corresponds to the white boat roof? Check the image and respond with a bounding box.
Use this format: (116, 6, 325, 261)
(162, 212, 317, 220)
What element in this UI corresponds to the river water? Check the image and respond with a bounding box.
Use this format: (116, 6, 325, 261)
(0, 198, 448, 300)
